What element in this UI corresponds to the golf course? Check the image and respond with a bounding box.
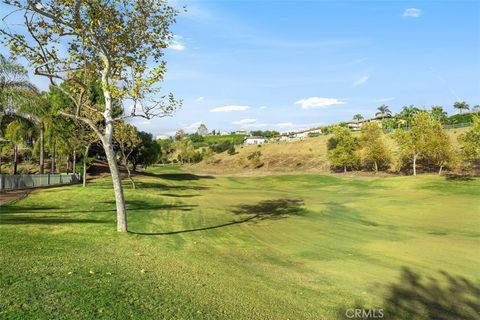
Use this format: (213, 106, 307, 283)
(1, 166, 479, 319)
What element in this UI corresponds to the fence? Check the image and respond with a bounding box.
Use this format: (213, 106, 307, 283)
(0, 173, 81, 191)
(383, 122, 471, 134)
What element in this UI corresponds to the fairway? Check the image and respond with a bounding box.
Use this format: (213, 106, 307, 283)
(1, 167, 479, 319)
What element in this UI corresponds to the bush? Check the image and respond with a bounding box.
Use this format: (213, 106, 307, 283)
(247, 151, 263, 168)
(227, 145, 236, 155)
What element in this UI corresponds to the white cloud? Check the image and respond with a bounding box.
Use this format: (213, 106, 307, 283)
(403, 8, 422, 18)
(353, 76, 369, 87)
(181, 121, 203, 133)
(259, 106, 268, 109)
(375, 97, 395, 102)
(168, 35, 185, 51)
(232, 118, 257, 125)
(294, 97, 346, 109)
(195, 96, 205, 102)
(210, 105, 250, 112)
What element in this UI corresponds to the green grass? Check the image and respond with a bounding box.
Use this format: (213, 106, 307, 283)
(1, 167, 479, 319)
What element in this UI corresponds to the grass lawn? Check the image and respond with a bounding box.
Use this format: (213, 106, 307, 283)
(1, 167, 479, 319)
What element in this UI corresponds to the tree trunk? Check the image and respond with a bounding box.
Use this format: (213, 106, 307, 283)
(83, 143, 91, 188)
(72, 148, 76, 174)
(100, 55, 128, 232)
(374, 161, 378, 174)
(344, 165, 347, 173)
(412, 153, 417, 176)
(438, 165, 443, 175)
(0, 149, 2, 174)
(39, 123, 44, 174)
(124, 161, 136, 189)
(13, 144, 18, 175)
(51, 139, 56, 173)
(103, 137, 128, 232)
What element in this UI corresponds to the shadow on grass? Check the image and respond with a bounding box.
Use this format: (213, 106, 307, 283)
(336, 267, 480, 320)
(90, 181, 210, 191)
(0, 200, 197, 215)
(128, 198, 306, 236)
(137, 172, 215, 181)
(0, 216, 108, 225)
(444, 173, 475, 181)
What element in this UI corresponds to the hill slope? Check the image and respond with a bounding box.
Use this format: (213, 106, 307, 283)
(191, 128, 469, 175)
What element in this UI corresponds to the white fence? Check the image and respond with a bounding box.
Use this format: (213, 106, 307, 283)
(0, 173, 81, 191)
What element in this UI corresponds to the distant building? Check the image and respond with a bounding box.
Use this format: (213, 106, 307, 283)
(236, 129, 247, 135)
(244, 136, 267, 145)
(347, 114, 392, 131)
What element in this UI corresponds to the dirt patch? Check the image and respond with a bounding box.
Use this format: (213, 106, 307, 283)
(0, 189, 31, 205)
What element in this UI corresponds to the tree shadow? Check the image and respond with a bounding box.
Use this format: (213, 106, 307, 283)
(336, 267, 480, 319)
(383, 267, 480, 320)
(445, 173, 474, 182)
(137, 172, 215, 180)
(158, 193, 201, 198)
(0, 200, 197, 216)
(0, 216, 108, 225)
(128, 198, 306, 236)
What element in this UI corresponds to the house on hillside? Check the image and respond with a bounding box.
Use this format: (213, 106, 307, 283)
(348, 114, 392, 131)
(289, 127, 324, 139)
(244, 136, 267, 145)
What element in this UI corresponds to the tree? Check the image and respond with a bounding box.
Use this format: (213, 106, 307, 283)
(453, 101, 470, 114)
(172, 139, 195, 163)
(359, 122, 391, 173)
(175, 130, 186, 141)
(459, 115, 480, 163)
(4, 118, 34, 174)
(397, 105, 421, 128)
(327, 126, 359, 173)
(1, 1, 181, 232)
(0, 55, 40, 172)
(394, 112, 449, 176)
(353, 114, 364, 123)
(430, 105, 448, 123)
(197, 123, 208, 135)
(114, 121, 141, 189)
(376, 105, 392, 119)
(131, 132, 160, 170)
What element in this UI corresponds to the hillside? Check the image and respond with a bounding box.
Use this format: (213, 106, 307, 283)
(190, 128, 469, 175)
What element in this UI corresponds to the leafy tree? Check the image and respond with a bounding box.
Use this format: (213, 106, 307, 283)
(250, 130, 279, 138)
(430, 105, 448, 123)
(453, 101, 470, 114)
(114, 121, 141, 189)
(459, 115, 480, 163)
(188, 133, 204, 143)
(197, 123, 208, 135)
(131, 132, 160, 171)
(175, 130, 186, 141)
(376, 105, 392, 119)
(426, 127, 456, 174)
(359, 122, 391, 173)
(394, 112, 450, 176)
(173, 139, 195, 163)
(353, 114, 364, 123)
(1, 0, 181, 231)
(327, 126, 359, 172)
(157, 138, 173, 164)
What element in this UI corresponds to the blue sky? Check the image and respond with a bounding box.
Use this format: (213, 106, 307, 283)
(2, 0, 479, 137)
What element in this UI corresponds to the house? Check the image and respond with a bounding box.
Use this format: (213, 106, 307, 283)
(348, 114, 392, 131)
(244, 136, 267, 145)
(236, 129, 247, 135)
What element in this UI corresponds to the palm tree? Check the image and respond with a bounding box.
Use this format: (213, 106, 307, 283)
(453, 101, 470, 114)
(375, 105, 392, 119)
(352, 114, 364, 123)
(4, 118, 35, 174)
(0, 55, 41, 172)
